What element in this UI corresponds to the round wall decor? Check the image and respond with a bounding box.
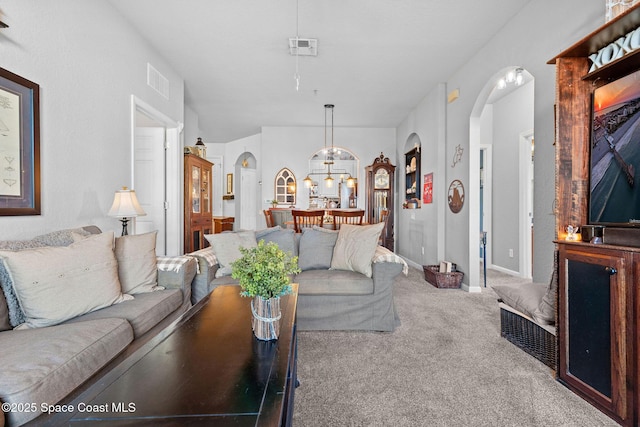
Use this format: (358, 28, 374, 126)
(448, 179, 465, 213)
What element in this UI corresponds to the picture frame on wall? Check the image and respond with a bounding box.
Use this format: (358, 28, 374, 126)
(0, 67, 40, 216)
(226, 173, 233, 195)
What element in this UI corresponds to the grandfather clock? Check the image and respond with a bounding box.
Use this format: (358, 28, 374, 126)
(365, 152, 395, 251)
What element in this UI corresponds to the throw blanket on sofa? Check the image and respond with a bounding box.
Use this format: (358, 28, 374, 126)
(373, 245, 408, 275)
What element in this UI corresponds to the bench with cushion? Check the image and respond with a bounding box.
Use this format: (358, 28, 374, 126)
(491, 252, 558, 369)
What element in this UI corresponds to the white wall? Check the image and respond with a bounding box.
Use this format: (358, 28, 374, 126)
(1, 0, 185, 239)
(184, 105, 202, 148)
(396, 0, 605, 285)
(395, 84, 447, 267)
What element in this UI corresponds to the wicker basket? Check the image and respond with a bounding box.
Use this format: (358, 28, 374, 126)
(500, 307, 556, 369)
(423, 265, 463, 289)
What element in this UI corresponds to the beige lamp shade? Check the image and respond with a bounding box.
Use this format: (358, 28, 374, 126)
(108, 187, 146, 218)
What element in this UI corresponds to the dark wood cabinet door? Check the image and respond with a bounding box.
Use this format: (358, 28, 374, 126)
(558, 243, 634, 425)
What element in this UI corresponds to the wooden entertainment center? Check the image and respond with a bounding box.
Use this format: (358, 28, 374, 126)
(550, 6, 640, 426)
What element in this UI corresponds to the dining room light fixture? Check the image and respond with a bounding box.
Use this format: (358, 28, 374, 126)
(303, 104, 356, 189)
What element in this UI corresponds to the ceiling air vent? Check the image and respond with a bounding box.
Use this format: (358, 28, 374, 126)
(147, 63, 169, 99)
(289, 38, 317, 56)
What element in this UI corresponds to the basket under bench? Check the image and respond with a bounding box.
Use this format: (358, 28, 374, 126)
(499, 302, 557, 370)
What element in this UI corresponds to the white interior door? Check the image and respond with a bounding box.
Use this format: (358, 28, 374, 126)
(134, 127, 166, 254)
(240, 168, 257, 230)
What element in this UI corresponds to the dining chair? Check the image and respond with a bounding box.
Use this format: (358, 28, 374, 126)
(331, 210, 365, 230)
(263, 209, 275, 228)
(292, 209, 325, 233)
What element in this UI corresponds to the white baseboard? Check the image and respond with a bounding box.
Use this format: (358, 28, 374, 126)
(488, 264, 521, 277)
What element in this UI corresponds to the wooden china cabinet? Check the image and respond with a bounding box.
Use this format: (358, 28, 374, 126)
(184, 153, 213, 253)
(365, 153, 395, 251)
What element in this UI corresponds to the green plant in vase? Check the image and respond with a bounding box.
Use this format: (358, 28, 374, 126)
(231, 240, 300, 340)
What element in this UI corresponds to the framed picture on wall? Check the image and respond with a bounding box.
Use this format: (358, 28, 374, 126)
(226, 173, 233, 195)
(0, 67, 40, 216)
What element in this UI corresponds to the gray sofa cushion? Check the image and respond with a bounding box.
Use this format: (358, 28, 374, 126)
(0, 318, 133, 426)
(64, 289, 182, 338)
(296, 269, 373, 295)
(298, 227, 338, 270)
(492, 283, 547, 319)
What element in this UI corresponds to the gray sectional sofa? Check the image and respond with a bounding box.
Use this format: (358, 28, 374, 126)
(189, 225, 407, 332)
(0, 226, 196, 426)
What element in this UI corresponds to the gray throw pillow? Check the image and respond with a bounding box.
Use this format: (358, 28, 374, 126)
(331, 223, 384, 278)
(492, 283, 547, 319)
(256, 226, 297, 256)
(204, 231, 257, 277)
(114, 231, 161, 294)
(298, 226, 338, 271)
(0, 232, 133, 329)
(532, 251, 558, 325)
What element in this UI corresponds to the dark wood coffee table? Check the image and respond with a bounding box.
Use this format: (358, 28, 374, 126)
(42, 284, 298, 426)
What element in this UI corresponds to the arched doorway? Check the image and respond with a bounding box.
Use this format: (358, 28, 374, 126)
(469, 67, 535, 286)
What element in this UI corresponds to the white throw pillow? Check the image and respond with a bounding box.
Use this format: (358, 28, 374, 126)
(204, 231, 257, 277)
(0, 232, 132, 329)
(115, 231, 162, 294)
(330, 223, 385, 278)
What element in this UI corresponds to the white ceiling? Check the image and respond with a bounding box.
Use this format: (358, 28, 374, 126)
(108, 0, 531, 143)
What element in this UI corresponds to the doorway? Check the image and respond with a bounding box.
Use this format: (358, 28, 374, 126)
(479, 144, 492, 268)
(470, 68, 534, 288)
(235, 152, 257, 230)
(131, 96, 182, 255)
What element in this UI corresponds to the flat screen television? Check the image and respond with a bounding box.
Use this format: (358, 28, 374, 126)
(590, 69, 640, 226)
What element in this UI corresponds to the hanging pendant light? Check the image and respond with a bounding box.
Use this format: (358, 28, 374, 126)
(324, 104, 335, 186)
(305, 104, 355, 188)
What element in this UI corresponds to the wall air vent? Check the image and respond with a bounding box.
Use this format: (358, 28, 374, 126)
(147, 63, 169, 99)
(289, 38, 318, 56)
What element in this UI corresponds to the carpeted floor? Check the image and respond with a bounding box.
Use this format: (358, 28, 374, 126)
(292, 266, 617, 426)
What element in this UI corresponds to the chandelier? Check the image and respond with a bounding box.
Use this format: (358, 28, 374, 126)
(303, 104, 355, 189)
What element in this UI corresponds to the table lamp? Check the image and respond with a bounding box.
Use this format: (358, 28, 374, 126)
(108, 187, 146, 236)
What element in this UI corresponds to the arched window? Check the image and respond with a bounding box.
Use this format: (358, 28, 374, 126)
(275, 168, 296, 205)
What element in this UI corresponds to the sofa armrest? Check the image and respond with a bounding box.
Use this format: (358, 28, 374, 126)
(156, 256, 197, 308)
(371, 261, 403, 293)
(188, 248, 220, 304)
